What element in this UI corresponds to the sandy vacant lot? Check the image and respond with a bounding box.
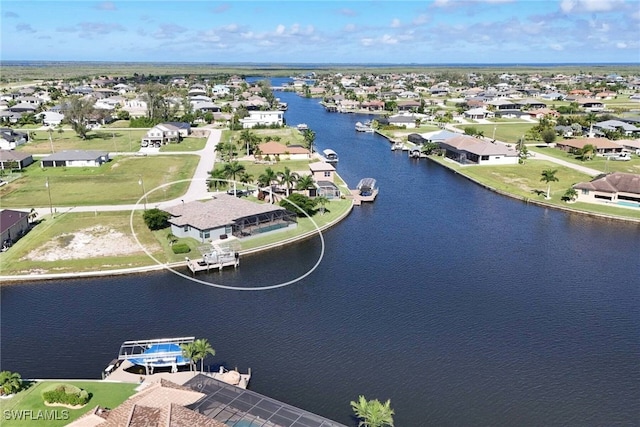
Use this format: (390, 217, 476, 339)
(26, 225, 143, 262)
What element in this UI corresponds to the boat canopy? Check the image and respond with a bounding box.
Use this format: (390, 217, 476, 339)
(357, 178, 377, 191)
(323, 149, 337, 157)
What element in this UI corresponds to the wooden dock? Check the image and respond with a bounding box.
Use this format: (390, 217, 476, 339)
(350, 189, 378, 205)
(186, 255, 239, 274)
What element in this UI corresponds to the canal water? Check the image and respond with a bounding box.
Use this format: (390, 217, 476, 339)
(2, 78, 639, 426)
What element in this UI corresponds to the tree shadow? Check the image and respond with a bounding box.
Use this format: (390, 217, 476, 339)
(531, 189, 546, 197)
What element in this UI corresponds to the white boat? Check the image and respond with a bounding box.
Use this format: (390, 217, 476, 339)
(323, 148, 338, 163)
(355, 121, 374, 132)
(296, 123, 309, 131)
(356, 178, 378, 202)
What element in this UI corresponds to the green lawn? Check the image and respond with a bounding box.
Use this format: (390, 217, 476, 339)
(0, 210, 164, 275)
(16, 129, 147, 154)
(159, 136, 208, 152)
(428, 156, 640, 220)
(0, 381, 137, 427)
(224, 127, 307, 147)
(452, 123, 535, 144)
(0, 155, 199, 207)
(528, 145, 640, 174)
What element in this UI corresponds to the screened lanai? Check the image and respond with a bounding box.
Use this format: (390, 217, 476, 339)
(232, 210, 297, 238)
(185, 375, 347, 427)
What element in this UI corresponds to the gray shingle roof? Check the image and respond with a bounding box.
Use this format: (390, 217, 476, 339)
(166, 194, 286, 230)
(42, 150, 108, 161)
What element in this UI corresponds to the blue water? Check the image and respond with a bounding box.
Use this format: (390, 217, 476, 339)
(2, 78, 639, 426)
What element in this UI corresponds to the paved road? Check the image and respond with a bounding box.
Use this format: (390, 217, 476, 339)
(31, 128, 221, 217)
(527, 149, 601, 176)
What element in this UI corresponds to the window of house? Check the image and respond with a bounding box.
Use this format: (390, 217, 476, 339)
(204, 231, 210, 239)
(324, 171, 331, 177)
(481, 155, 489, 161)
(581, 189, 589, 195)
(183, 225, 188, 232)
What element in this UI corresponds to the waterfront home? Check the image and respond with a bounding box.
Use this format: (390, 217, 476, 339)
(258, 141, 310, 160)
(574, 172, 640, 206)
(40, 150, 109, 167)
(239, 110, 284, 128)
(439, 135, 519, 165)
(165, 195, 297, 242)
(0, 209, 30, 249)
(68, 375, 347, 427)
(0, 150, 34, 170)
(309, 161, 336, 182)
(555, 137, 623, 156)
(0, 128, 27, 149)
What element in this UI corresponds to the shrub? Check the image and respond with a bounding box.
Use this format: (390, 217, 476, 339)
(143, 208, 170, 230)
(42, 384, 90, 406)
(171, 243, 190, 254)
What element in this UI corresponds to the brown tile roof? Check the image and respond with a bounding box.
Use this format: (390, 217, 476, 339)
(165, 194, 286, 230)
(557, 137, 623, 150)
(574, 172, 640, 195)
(308, 161, 335, 172)
(0, 150, 32, 162)
(442, 135, 518, 156)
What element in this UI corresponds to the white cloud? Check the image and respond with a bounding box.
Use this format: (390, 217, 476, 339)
(550, 43, 564, 51)
(221, 24, 238, 32)
(560, 0, 622, 13)
(381, 34, 398, 44)
(95, 2, 117, 11)
(200, 29, 220, 42)
(360, 37, 374, 46)
(615, 41, 627, 48)
(391, 18, 401, 28)
(413, 14, 429, 25)
(275, 24, 285, 35)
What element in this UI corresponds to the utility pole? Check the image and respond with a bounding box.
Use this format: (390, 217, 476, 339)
(138, 175, 148, 210)
(45, 177, 53, 217)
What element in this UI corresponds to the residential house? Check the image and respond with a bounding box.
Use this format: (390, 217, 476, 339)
(555, 137, 623, 156)
(239, 111, 284, 129)
(68, 375, 347, 427)
(39, 111, 65, 126)
(0, 128, 27, 149)
(593, 120, 640, 137)
(41, 150, 109, 167)
(397, 100, 421, 112)
(487, 99, 518, 110)
(528, 108, 560, 120)
(574, 172, 640, 206)
(0, 209, 30, 248)
(257, 141, 310, 160)
(309, 161, 335, 182)
(616, 139, 640, 154)
(9, 103, 38, 113)
(142, 123, 190, 146)
(0, 150, 34, 170)
(515, 99, 547, 109)
(578, 99, 605, 112)
(439, 135, 519, 165)
(165, 195, 297, 242)
(377, 114, 420, 128)
(463, 107, 494, 120)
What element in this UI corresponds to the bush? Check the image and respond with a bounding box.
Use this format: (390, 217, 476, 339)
(279, 193, 316, 217)
(171, 243, 190, 254)
(42, 384, 90, 406)
(143, 208, 170, 230)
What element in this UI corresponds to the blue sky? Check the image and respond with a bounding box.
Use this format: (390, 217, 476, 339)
(1, 0, 639, 64)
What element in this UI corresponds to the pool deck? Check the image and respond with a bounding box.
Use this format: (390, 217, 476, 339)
(104, 360, 251, 389)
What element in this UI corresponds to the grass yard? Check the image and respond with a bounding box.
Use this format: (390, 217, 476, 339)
(0, 210, 163, 275)
(428, 156, 640, 220)
(452, 122, 535, 144)
(528, 145, 640, 174)
(0, 380, 137, 427)
(224, 127, 307, 147)
(0, 155, 199, 207)
(237, 199, 352, 251)
(16, 129, 147, 154)
(159, 136, 208, 152)
(379, 125, 441, 141)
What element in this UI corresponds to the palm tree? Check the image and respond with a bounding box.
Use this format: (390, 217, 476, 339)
(302, 129, 316, 153)
(28, 208, 38, 224)
(295, 174, 316, 196)
(208, 167, 227, 191)
(223, 161, 246, 195)
(180, 342, 198, 373)
(579, 144, 595, 161)
(315, 195, 330, 215)
(278, 166, 300, 196)
(193, 338, 216, 373)
(350, 395, 394, 427)
(257, 167, 278, 203)
(0, 371, 22, 396)
(240, 129, 260, 157)
(540, 168, 559, 199)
